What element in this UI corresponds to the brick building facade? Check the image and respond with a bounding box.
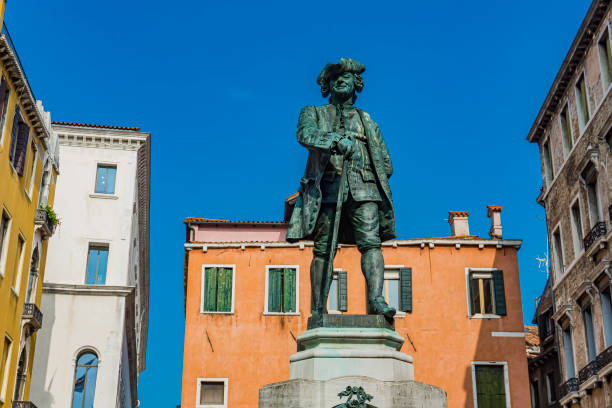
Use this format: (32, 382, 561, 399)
(528, 0, 612, 406)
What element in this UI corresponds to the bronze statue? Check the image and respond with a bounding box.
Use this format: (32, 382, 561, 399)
(287, 58, 397, 318)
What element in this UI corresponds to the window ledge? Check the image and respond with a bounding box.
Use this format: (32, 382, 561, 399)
(394, 311, 407, 318)
(89, 193, 119, 200)
(264, 312, 300, 316)
(200, 311, 234, 315)
(469, 314, 501, 319)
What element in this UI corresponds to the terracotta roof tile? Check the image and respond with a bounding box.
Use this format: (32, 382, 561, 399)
(185, 217, 288, 225)
(52, 121, 140, 131)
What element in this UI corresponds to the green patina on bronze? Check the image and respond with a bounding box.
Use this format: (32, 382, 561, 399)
(333, 386, 375, 408)
(287, 58, 397, 319)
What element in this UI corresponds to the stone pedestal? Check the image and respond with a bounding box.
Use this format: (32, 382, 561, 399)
(259, 315, 447, 407)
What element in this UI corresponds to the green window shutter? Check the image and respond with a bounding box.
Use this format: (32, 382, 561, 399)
(268, 268, 282, 313)
(283, 268, 296, 313)
(216, 267, 233, 312)
(204, 267, 218, 312)
(399, 268, 412, 312)
(338, 271, 348, 312)
(475, 365, 507, 408)
(493, 270, 507, 316)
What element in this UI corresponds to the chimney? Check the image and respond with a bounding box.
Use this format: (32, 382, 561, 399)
(487, 205, 502, 239)
(448, 211, 470, 236)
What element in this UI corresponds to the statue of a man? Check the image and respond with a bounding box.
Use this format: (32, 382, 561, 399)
(287, 58, 397, 318)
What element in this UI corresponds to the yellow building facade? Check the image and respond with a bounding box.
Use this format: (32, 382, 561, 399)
(0, 1, 60, 406)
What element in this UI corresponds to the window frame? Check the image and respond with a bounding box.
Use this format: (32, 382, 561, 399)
(465, 267, 501, 319)
(11, 232, 26, 294)
(0, 207, 11, 278)
(196, 377, 228, 408)
(581, 304, 598, 362)
(598, 24, 612, 92)
(200, 264, 236, 314)
(0, 76, 10, 147)
(85, 244, 110, 285)
(93, 163, 118, 195)
(551, 223, 565, 280)
(561, 324, 577, 379)
(0, 333, 12, 404)
(26, 140, 38, 199)
(569, 195, 584, 258)
(71, 350, 100, 408)
(559, 103, 573, 158)
(541, 136, 554, 187)
(545, 371, 556, 403)
(383, 266, 406, 317)
(264, 265, 300, 315)
(471, 361, 511, 408)
(574, 73, 591, 133)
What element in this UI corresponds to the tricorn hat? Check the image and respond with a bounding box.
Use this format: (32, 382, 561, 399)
(317, 58, 366, 95)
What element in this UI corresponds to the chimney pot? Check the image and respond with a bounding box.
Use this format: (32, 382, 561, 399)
(487, 205, 503, 239)
(448, 211, 470, 236)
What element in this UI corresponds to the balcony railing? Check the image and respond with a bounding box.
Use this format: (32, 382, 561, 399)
(34, 208, 54, 239)
(559, 377, 579, 398)
(583, 221, 607, 250)
(22, 303, 43, 330)
(1, 23, 34, 101)
(578, 360, 600, 383)
(13, 402, 38, 408)
(597, 344, 612, 370)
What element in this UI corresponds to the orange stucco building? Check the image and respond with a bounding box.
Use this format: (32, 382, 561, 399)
(181, 204, 530, 408)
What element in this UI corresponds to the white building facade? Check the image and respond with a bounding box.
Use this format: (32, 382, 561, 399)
(29, 122, 150, 408)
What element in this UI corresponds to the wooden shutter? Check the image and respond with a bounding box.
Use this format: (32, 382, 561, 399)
(203, 267, 218, 312)
(14, 121, 30, 176)
(283, 268, 296, 313)
(0, 77, 7, 121)
(216, 267, 232, 312)
(268, 268, 282, 312)
(493, 270, 507, 316)
(9, 105, 19, 163)
(338, 271, 348, 312)
(400, 268, 412, 312)
(475, 365, 507, 408)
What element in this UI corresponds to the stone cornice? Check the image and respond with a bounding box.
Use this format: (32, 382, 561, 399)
(55, 126, 149, 151)
(43, 283, 135, 296)
(527, 0, 611, 143)
(0, 34, 51, 140)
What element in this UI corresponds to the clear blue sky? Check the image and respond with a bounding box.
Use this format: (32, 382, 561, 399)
(9, 1, 592, 405)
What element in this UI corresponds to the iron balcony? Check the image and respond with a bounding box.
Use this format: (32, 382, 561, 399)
(583, 221, 606, 250)
(559, 377, 579, 398)
(22, 303, 43, 330)
(578, 360, 600, 384)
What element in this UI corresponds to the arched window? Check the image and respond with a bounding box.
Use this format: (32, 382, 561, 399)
(72, 351, 98, 408)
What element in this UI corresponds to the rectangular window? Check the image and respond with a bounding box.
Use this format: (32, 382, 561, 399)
(575, 76, 590, 130)
(473, 364, 507, 408)
(27, 141, 37, 196)
(0, 335, 11, 401)
(570, 200, 584, 256)
(12, 235, 25, 291)
(86, 245, 109, 285)
(266, 267, 297, 314)
(95, 164, 117, 194)
(9, 108, 30, 176)
(600, 288, 612, 347)
(202, 266, 234, 313)
(586, 176, 601, 227)
(560, 105, 573, 157)
(546, 372, 556, 403)
(562, 327, 576, 379)
(196, 379, 227, 408)
(0, 210, 10, 276)
(583, 306, 597, 362)
(468, 270, 506, 316)
(0, 76, 9, 144)
(542, 140, 554, 186)
(552, 229, 564, 278)
(599, 29, 612, 90)
(383, 272, 400, 311)
(530, 380, 540, 408)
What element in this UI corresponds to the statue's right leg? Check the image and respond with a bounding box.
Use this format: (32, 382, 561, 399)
(311, 205, 336, 315)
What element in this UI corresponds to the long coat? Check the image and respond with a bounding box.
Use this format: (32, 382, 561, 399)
(287, 104, 396, 244)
